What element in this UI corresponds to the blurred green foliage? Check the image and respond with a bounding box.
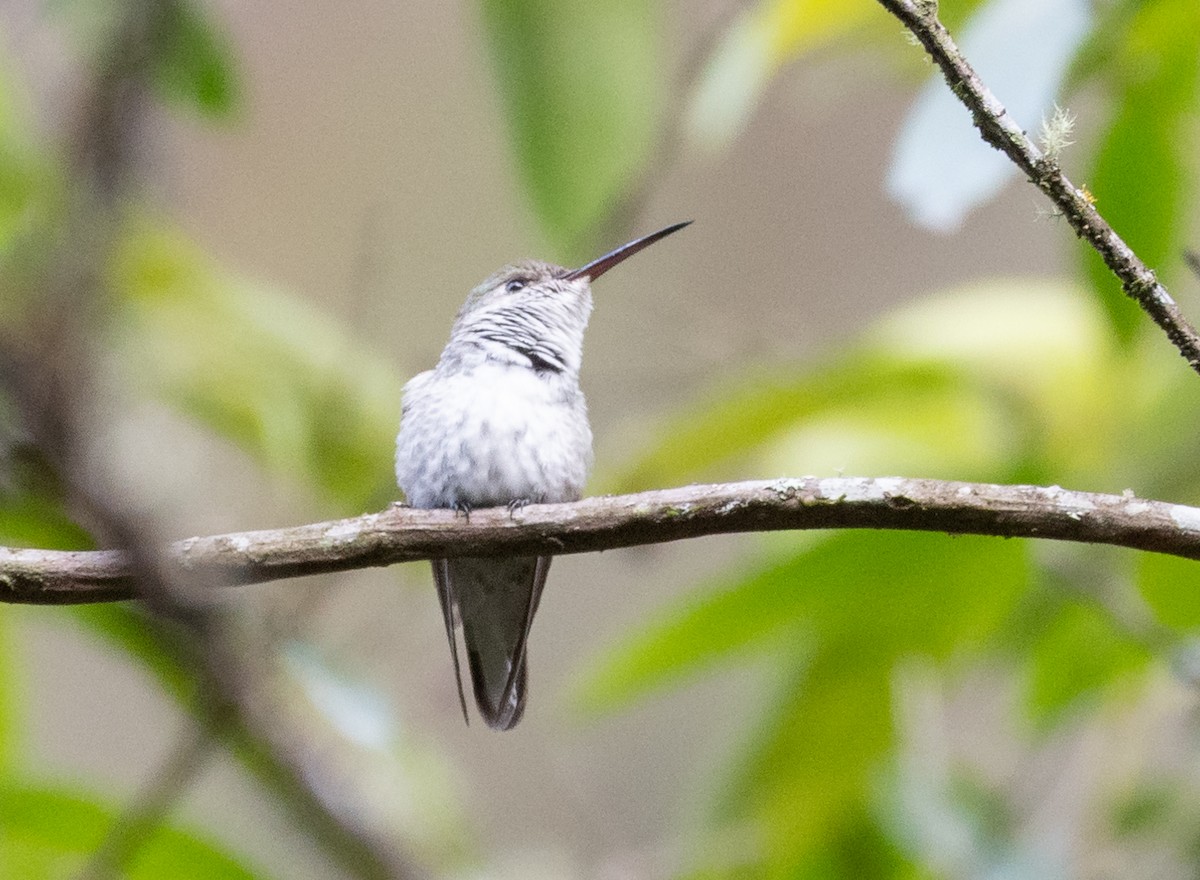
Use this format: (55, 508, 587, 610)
(1138, 553, 1200, 629)
(0, 783, 267, 879)
(1081, 0, 1200, 345)
(42, 0, 238, 123)
(109, 222, 402, 513)
(577, 276, 1174, 874)
(580, 294, 1200, 874)
(479, 0, 662, 260)
(0, 1, 422, 875)
(151, 0, 241, 118)
(1020, 590, 1151, 720)
(0, 0, 1199, 878)
(576, 0, 1200, 874)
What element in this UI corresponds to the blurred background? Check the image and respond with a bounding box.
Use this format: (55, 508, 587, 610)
(2, 0, 1200, 878)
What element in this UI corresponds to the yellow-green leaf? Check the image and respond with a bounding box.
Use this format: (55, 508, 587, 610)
(687, 0, 875, 151)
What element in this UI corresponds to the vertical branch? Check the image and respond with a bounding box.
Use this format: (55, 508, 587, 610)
(1, 3, 429, 878)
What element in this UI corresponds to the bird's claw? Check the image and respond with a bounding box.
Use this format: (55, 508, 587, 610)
(506, 498, 533, 519)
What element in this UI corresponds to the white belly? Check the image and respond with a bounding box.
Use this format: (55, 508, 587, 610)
(395, 365, 593, 509)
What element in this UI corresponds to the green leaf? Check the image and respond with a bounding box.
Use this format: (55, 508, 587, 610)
(0, 481, 92, 551)
(1137, 552, 1200, 629)
(735, 646, 896, 864)
(577, 531, 1027, 867)
(716, 534, 1026, 869)
(760, 806, 920, 880)
(571, 540, 816, 714)
(608, 280, 1116, 493)
(1109, 782, 1177, 837)
(44, 0, 238, 120)
(1020, 590, 1150, 722)
(0, 43, 60, 276)
(0, 782, 268, 880)
(0, 783, 109, 880)
(130, 824, 268, 880)
(865, 280, 1121, 482)
(153, 0, 242, 118)
(601, 360, 969, 493)
(0, 118, 48, 261)
(0, 492, 91, 551)
(109, 221, 404, 512)
(478, 0, 662, 257)
(684, 0, 995, 157)
(574, 531, 1029, 714)
(1082, 0, 1200, 346)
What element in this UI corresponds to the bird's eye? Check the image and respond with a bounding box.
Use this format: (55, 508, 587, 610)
(505, 279, 526, 293)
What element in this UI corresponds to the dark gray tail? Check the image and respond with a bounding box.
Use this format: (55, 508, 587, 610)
(432, 555, 549, 731)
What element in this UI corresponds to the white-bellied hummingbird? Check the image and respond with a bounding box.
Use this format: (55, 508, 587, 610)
(395, 221, 690, 729)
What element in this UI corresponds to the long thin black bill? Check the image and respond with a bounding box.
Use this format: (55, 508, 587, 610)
(564, 220, 692, 282)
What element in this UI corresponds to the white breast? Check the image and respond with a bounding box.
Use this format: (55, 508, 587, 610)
(395, 364, 593, 509)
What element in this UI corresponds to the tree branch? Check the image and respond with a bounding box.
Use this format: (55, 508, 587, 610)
(876, 0, 1200, 376)
(4, 477, 1199, 604)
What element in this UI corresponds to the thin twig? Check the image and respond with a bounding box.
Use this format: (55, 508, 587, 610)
(3, 477, 1199, 604)
(876, 0, 1200, 376)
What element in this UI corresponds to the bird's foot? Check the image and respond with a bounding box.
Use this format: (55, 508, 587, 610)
(506, 498, 533, 519)
(454, 501, 472, 522)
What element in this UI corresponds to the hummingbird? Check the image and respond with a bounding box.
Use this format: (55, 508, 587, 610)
(395, 221, 690, 730)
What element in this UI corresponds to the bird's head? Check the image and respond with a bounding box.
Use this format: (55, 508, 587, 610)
(446, 222, 690, 376)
